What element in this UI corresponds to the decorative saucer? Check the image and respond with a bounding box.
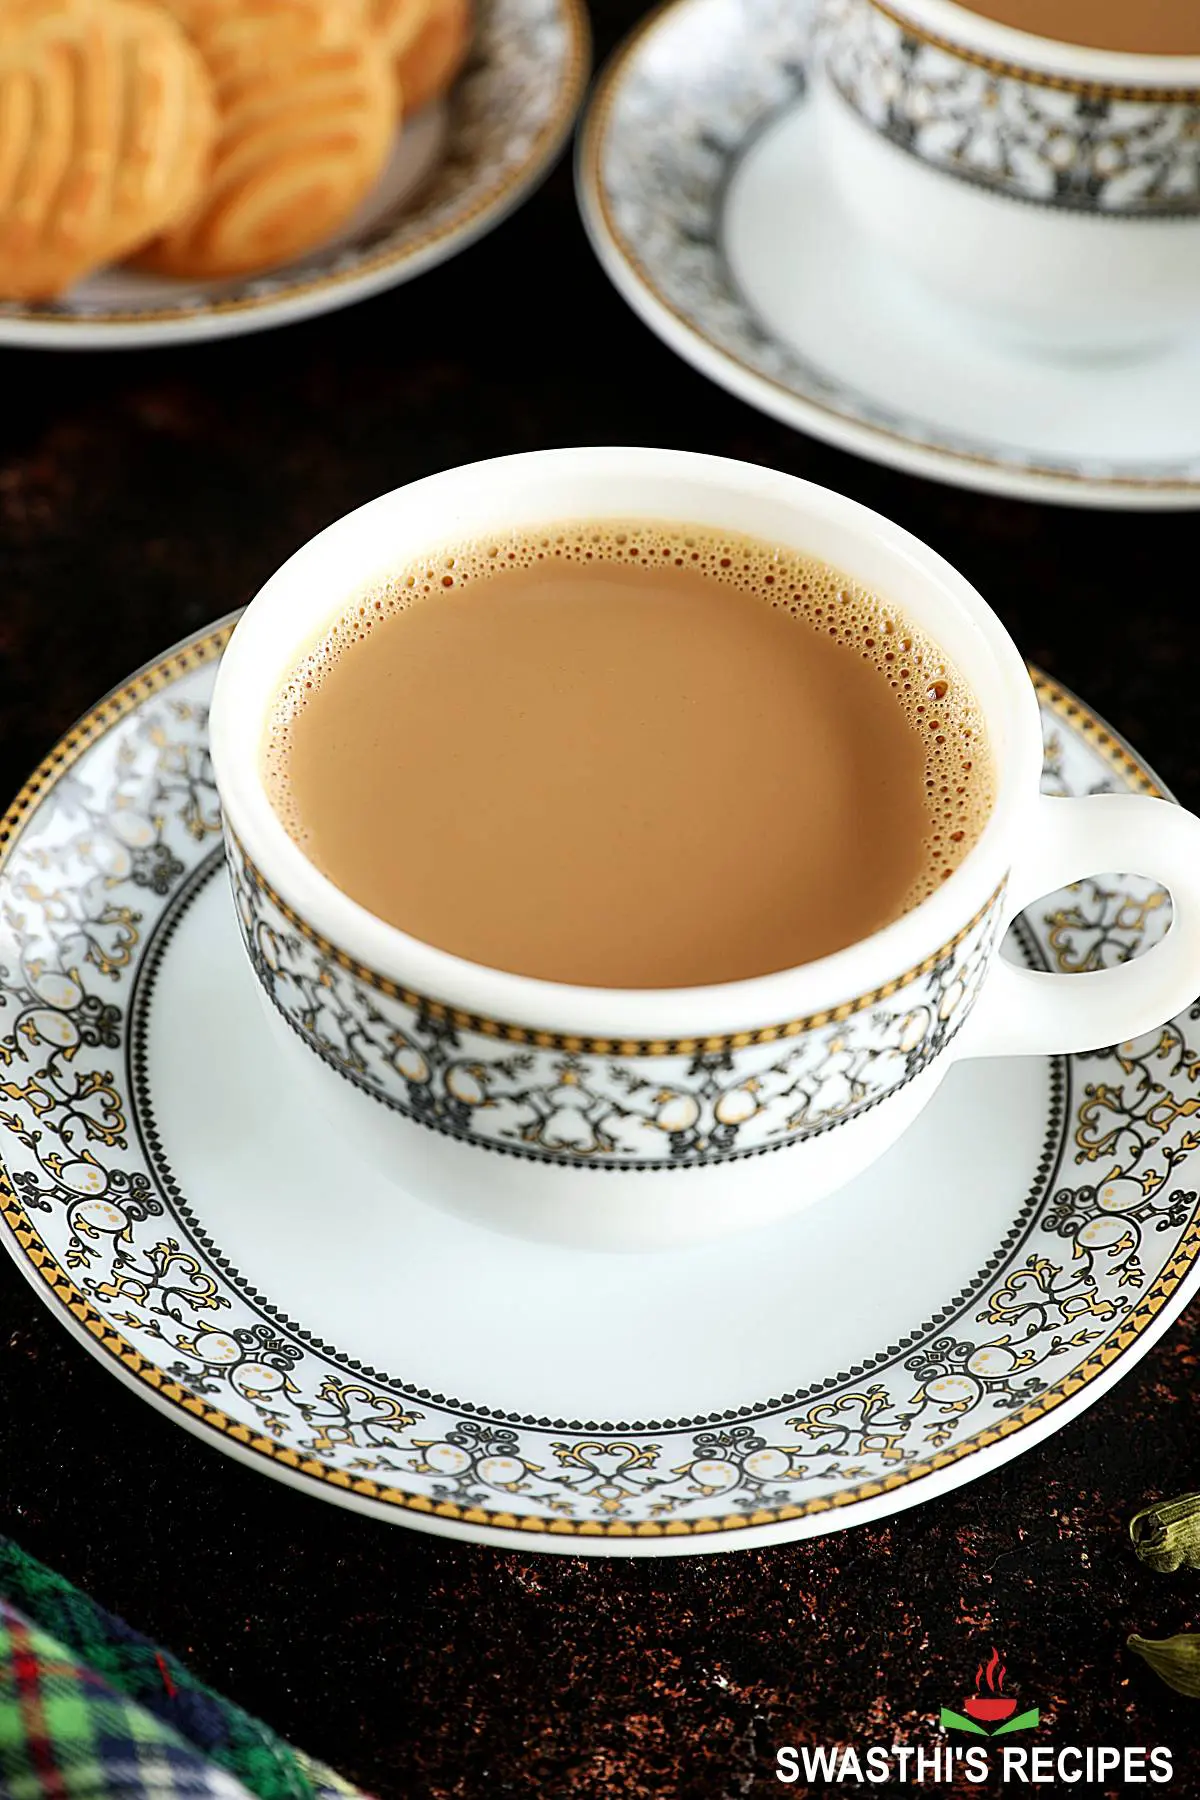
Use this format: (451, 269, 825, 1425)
(1, 621, 1198, 1555)
(576, 0, 1200, 509)
(0, 0, 588, 350)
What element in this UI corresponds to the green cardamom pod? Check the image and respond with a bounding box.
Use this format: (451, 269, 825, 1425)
(1128, 1633, 1200, 1698)
(1130, 1492, 1200, 1573)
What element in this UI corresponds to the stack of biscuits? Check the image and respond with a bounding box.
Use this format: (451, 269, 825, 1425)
(0, 0, 473, 299)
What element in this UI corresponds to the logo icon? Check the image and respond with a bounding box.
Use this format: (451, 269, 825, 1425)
(940, 1649, 1040, 1738)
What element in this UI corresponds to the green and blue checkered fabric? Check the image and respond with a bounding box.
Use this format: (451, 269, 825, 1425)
(0, 1541, 368, 1800)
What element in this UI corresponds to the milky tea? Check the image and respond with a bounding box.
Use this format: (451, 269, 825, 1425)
(264, 523, 996, 988)
(955, 0, 1200, 55)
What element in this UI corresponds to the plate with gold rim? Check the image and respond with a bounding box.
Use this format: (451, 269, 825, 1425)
(576, 0, 1200, 509)
(0, 0, 589, 351)
(1, 618, 1199, 1554)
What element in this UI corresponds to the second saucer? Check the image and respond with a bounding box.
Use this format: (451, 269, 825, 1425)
(576, 0, 1200, 507)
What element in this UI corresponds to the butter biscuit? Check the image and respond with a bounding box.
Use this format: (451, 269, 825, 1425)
(142, 0, 394, 279)
(0, 0, 215, 299)
(392, 0, 472, 115)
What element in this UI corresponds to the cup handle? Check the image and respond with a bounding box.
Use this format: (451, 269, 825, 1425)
(959, 793, 1200, 1059)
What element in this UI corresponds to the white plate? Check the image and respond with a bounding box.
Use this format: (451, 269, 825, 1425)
(0, 0, 589, 350)
(576, 0, 1200, 508)
(1, 621, 1197, 1553)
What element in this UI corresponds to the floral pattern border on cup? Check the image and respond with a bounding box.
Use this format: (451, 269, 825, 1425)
(227, 832, 1006, 1171)
(822, 0, 1200, 216)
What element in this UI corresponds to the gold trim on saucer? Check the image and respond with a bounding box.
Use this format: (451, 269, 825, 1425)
(579, 0, 1200, 498)
(1035, 675, 1165, 795)
(0, 632, 1191, 1542)
(868, 0, 1200, 102)
(1, 0, 590, 334)
(1, 1191, 1194, 1539)
(0, 625, 233, 864)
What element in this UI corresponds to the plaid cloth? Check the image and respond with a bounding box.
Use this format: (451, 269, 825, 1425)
(0, 1541, 368, 1800)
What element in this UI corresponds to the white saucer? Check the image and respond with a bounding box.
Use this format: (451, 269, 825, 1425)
(0, 0, 588, 350)
(576, 0, 1200, 509)
(1, 621, 1198, 1554)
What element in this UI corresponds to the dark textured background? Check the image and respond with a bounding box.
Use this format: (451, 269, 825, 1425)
(2, 2, 1200, 1793)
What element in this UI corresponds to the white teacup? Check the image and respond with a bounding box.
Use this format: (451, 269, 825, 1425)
(814, 0, 1200, 354)
(210, 448, 1200, 1250)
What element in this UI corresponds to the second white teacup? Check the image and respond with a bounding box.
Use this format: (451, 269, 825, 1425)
(814, 0, 1200, 354)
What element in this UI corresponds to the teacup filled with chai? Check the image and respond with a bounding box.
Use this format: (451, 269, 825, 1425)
(210, 449, 1200, 1249)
